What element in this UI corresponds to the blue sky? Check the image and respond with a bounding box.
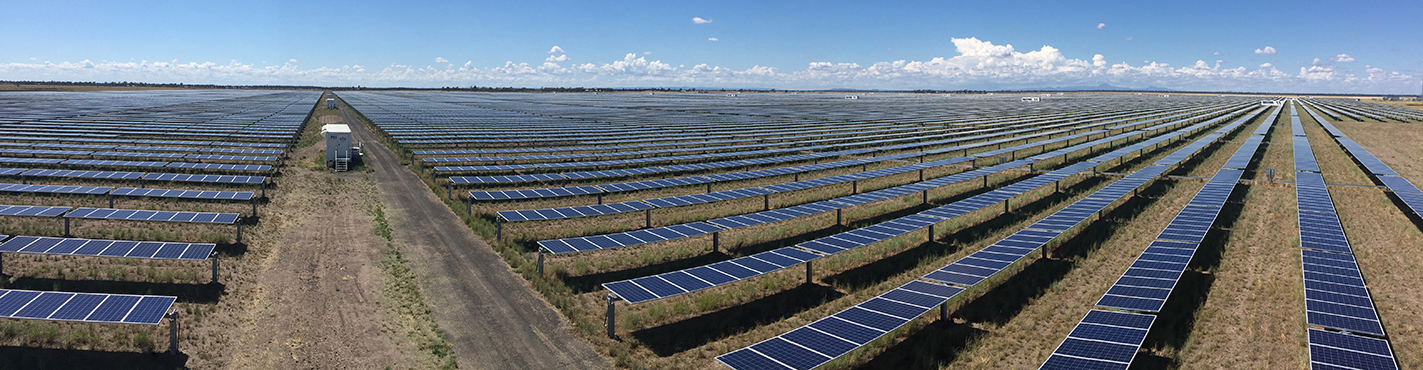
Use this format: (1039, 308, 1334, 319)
(2, 0, 1420, 93)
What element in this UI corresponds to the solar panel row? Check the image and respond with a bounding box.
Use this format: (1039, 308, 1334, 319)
(65, 207, 240, 224)
(0, 236, 214, 261)
(0, 183, 112, 195)
(0, 289, 175, 325)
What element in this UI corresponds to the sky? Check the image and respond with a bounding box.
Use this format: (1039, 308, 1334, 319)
(1, 0, 1420, 93)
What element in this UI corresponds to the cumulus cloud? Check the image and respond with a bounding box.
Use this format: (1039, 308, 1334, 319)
(435, 57, 448, 63)
(1329, 53, 1355, 62)
(1213, 52, 1222, 56)
(642, 51, 654, 55)
(708, 37, 719, 41)
(548, 46, 564, 54)
(0, 37, 1415, 94)
(1097, 23, 1105, 29)
(693, 17, 712, 24)
(1255, 46, 1277, 55)
(545, 54, 570, 62)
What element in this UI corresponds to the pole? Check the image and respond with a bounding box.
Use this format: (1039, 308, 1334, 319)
(236, 223, 243, 244)
(64, 218, 70, 237)
(713, 232, 720, 253)
(805, 261, 813, 284)
(167, 311, 179, 354)
(211, 252, 219, 284)
(763, 194, 770, 211)
(537, 248, 545, 275)
(605, 294, 618, 339)
(496, 217, 503, 242)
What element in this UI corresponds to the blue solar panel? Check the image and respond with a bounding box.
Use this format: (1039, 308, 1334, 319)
(0, 183, 112, 195)
(142, 173, 265, 184)
(184, 154, 278, 162)
(717, 280, 962, 370)
(0, 157, 64, 165)
(21, 169, 144, 180)
(0, 236, 214, 260)
(604, 246, 821, 303)
(62, 159, 169, 168)
(111, 187, 254, 200)
(1307, 329, 1398, 370)
(537, 221, 722, 254)
(0, 205, 70, 217)
(1039, 310, 1155, 370)
(166, 162, 272, 172)
(65, 207, 240, 224)
(0, 289, 175, 324)
(1378, 176, 1423, 217)
(497, 200, 653, 221)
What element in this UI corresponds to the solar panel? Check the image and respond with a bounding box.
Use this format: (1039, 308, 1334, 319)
(1377, 176, 1423, 217)
(142, 173, 265, 184)
(1307, 329, 1398, 370)
(0, 157, 63, 165)
(497, 200, 653, 221)
(717, 280, 963, 370)
(537, 222, 723, 254)
(0, 288, 175, 325)
(0, 236, 214, 260)
(605, 246, 822, 303)
(21, 169, 144, 180)
(1039, 310, 1156, 370)
(184, 154, 277, 162)
(0, 183, 112, 195)
(62, 159, 169, 168)
(64, 207, 240, 224)
(166, 162, 272, 172)
(111, 187, 254, 200)
(0, 168, 27, 176)
(0, 205, 71, 217)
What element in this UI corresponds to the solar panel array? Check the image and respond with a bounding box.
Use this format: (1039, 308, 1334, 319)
(1290, 100, 1397, 369)
(65, 207, 240, 224)
(0, 236, 214, 261)
(716, 109, 1252, 370)
(0, 289, 175, 325)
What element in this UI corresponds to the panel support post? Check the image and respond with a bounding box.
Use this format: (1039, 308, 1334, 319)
(466, 196, 471, 214)
(852, 180, 858, 194)
(236, 223, 242, 244)
(928, 224, 935, 244)
(496, 218, 503, 242)
(211, 252, 220, 284)
(64, 218, 71, 237)
(645, 209, 653, 229)
(939, 302, 948, 321)
(836, 209, 843, 226)
(918, 169, 924, 182)
(108, 194, 114, 208)
(983, 175, 988, 188)
(704, 231, 717, 255)
(922, 190, 928, 205)
(537, 248, 545, 275)
(805, 261, 813, 284)
(794, 173, 800, 181)
(1055, 180, 1059, 193)
(261, 182, 267, 199)
(252, 198, 258, 218)
(0, 253, 4, 276)
(598, 193, 604, 205)
(446, 180, 452, 199)
(707, 183, 712, 193)
(1005, 199, 1010, 214)
(605, 294, 618, 339)
(763, 194, 770, 211)
(167, 311, 180, 355)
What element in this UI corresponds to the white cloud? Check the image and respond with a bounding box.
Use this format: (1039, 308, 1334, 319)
(1329, 54, 1355, 62)
(1097, 23, 1106, 29)
(1213, 52, 1221, 56)
(545, 54, 570, 62)
(642, 51, 654, 55)
(1125, 37, 1133, 41)
(548, 46, 564, 54)
(435, 57, 448, 63)
(708, 37, 719, 41)
(0, 37, 1414, 94)
(693, 17, 712, 24)
(289, 59, 298, 63)
(1254, 46, 1277, 55)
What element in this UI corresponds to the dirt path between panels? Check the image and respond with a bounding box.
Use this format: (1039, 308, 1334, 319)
(338, 104, 610, 370)
(223, 122, 421, 369)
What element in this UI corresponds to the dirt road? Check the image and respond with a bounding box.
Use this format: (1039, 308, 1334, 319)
(338, 104, 609, 370)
